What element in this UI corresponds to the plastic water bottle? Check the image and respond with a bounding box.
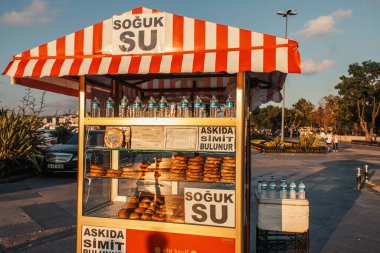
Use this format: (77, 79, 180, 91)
(158, 96, 168, 117)
(257, 176, 263, 191)
(91, 97, 100, 117)
(179, 96, 190, 117)
(188, 101, 193, 117)
(132, 96, 142, 117)
(280, 176, 287, 185)
(105, 97, 114, 117)
(119, 96, 129, 117)
(210, 95, 219, 117)
(261, 180, 268, 198)
(128, 105, 134, 118)
(269, 176, 276, 185)
(193, 95, 203, 118)
(298, 181, 306, 200)
(289, 181, 297, 199)
(280, 181, 287, 199)
(269, 180, 277, 198)
(224, 95, 235, 117)
(147, 96, 157, 117)
(201, 104, 207, 117)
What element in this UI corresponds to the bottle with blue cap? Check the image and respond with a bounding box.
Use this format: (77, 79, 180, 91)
(132, 96, 142, 117)
(179, 96, 190, 117)
(224, 95, 235, 117)
(147, 96, 157, 117)
(298, 181, 306, 200)
(91, 97, 101, 117)
(210, 95, 219, 117)
(269, 180, 276, 199)
(280, 180, 287, 199)
(289, 180, 297, 199)
(193, 95, 203, 118)
(105, 97, 114, 117)
(158, 96, 168, 117)
(257, 176, 263, 191)
(119, 96, 129, 117)
(261, 180, 268, 198)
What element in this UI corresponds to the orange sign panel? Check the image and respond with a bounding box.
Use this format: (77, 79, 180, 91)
(126, 230, 235, 253)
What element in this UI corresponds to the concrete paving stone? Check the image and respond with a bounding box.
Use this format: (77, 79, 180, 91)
(0, 222, 42, 237)
(324, 234, 380, 253)
(0, 192, 42, 203)
(7, 192, 42, 202)
(56, 200, 77, 217)
(321, 241, 367, 253)
(21, 203, 75, 230)
(4, 227, 75, 253)
(0, 206, 32, 227)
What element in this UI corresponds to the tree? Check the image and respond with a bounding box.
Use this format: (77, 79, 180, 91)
(293, 98, 315, 126)
(335, 61, 380, 141)
(319, 95, 340, 132)
(285, 108, 301, 138)
(286, 99, 315, 138)
(18, 88, 47, 116)
(251, 105, 281, 133)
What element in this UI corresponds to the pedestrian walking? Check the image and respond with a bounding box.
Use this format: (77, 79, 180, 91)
(326, 131, 333, 152)
(332, 132, 339, 152)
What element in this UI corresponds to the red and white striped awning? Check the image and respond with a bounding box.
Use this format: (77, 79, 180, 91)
(2, 6, 301, 98)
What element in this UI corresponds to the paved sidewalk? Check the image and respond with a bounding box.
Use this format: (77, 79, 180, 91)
(0, 175, 77, 253)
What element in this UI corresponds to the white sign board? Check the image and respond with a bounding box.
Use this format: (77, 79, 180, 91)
(82, 225, 126, 253)
(198, 127, 235, 152)
(184, 188, 235, 227)
(112, 14, 165, 54)
(164, 126, 198, 150)
(131, 126, 164, 149)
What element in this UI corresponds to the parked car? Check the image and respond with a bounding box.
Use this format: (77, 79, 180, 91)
(39, 130, 58, 148)
(43, 130, 105, 173)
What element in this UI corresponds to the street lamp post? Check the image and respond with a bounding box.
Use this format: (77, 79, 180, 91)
(277, 8, 297, 146)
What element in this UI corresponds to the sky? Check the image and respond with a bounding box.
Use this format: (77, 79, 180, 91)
(0, 0, 380, 115)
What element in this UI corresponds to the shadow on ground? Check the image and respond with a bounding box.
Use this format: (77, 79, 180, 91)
(0, 173, 77, 195)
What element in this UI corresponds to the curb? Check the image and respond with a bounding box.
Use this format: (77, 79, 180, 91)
(0, 172, 37, 184)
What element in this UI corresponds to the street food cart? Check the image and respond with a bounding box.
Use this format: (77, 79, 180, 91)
(2, 6, 301, 253)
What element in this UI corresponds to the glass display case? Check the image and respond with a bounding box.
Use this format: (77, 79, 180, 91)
(75, 73, 250, 253)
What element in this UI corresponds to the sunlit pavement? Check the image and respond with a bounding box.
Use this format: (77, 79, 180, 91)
(0, 142, 379, 252)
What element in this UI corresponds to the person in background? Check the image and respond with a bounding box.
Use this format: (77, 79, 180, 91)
(320, 130, 326, 141)
(325, 131, 333, 152)
(332, 132, 339, 152)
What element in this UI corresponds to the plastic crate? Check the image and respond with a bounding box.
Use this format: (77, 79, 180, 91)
(256, 227, 309, 253)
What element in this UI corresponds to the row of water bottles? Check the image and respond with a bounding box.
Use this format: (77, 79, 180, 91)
(258, 176, 306, 200)
(91, 95, 234, 118)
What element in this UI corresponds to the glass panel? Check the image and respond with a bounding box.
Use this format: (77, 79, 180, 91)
(82, 125, 237, 228)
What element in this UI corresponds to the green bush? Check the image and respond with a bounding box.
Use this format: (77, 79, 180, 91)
(265, 137, 282, 147)
(0, 109, 44, 176)
(299, 134, 320, 148)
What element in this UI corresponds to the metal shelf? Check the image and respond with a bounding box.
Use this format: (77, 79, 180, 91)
(84, 117, 236, 126)
(85, 174, 236, 186)
(86, 147, 235, 154)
